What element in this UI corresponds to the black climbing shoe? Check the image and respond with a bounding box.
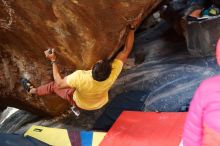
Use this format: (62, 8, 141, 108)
(21, 78, 34, 93)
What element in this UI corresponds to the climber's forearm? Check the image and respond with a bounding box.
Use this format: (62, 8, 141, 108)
(52, 63, 68, 88)
(52, 63, 61, 82)
(115, 29, 135, 62)
(124, 29, 135, 54)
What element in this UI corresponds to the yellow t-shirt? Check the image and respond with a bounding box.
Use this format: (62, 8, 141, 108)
(66, 59, 123, 110)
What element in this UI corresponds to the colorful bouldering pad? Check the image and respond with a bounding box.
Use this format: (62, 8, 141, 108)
(24, 125, 106, 146)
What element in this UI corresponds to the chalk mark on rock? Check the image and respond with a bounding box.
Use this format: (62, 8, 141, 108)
(0, 0, 14, 30)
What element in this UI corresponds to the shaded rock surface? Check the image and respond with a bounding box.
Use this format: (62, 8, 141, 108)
(1, 18, 220, 133)
(0, 0, 162, 116)
(162, 0, 220, 56)
(186, 16, 220, 56)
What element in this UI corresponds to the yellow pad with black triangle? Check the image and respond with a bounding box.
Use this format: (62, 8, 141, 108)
(24, 125, 71, 146)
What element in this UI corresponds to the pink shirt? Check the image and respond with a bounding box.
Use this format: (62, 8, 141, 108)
(183, 75, 220, 146)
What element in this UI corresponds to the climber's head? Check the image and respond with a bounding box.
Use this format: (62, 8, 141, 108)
(92, 59, 112, 81)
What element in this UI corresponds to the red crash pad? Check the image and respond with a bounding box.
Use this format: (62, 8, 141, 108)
(100, 111, 187, 146)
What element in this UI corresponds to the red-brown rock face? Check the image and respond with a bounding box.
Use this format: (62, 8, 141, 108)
(0, 0, 162, 116)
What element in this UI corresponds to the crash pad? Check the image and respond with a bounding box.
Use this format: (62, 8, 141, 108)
(24, 125, 106, 146)
(92, 132, 106, 146)
(24, 125, 71, 146)
(100, 111, 187, 146)
(0, 133, 48, 146)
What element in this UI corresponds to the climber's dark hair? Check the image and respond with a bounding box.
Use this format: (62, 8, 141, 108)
(92, 59, 112, 81)
(92, 46, 124, 82)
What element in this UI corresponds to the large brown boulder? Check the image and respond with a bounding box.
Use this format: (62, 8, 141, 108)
(0, 0, 162, 116)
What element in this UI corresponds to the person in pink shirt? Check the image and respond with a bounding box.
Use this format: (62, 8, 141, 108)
(182, 39, 220, 146)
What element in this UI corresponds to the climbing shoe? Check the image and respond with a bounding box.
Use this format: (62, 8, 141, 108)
(21, 78, 34, 93)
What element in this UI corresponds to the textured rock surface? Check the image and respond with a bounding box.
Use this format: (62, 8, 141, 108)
(0, 0, 162, 116)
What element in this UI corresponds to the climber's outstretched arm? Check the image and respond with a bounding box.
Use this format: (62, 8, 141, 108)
(44, 49, 72, 89)
(116, 28, 135, 63)
(116, 13, 142, 63)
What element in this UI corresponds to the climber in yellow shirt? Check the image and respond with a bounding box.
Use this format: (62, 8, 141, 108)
(22, 14, 141, 116)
